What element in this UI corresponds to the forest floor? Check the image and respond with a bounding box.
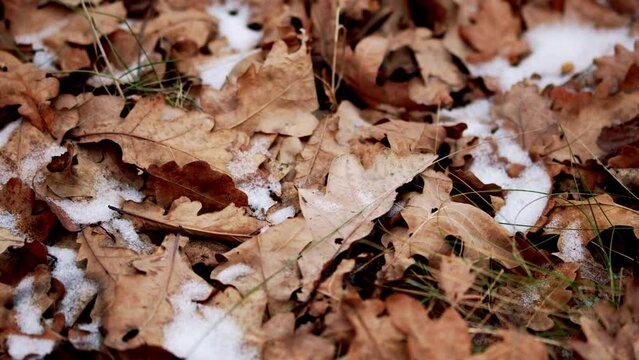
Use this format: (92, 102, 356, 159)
(0, 0, 638, 359)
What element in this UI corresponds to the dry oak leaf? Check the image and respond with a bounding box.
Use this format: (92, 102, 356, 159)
(0, 178, 56, 244)
(262, 312, 336, 360)
(120, 196, 263, 241)
(363, 119, 448, 155)
(343, 295, 408, 360)
(70, 95, 248, 172)
(211, 41, 319, 137)
(211, 217, 314, 314)
(140, 8, 217, 56)
(386, 294, 471, 360)
(493, 82, 560, 155)
(548, 91, 639, 162)
(380, 171, 519, 281)
(1, 0, 69, 43)
(545, 194, 639, 265)
(342, 34, 417, 108)
(145, 160, 248, 212)
(459, 0, 530, 64)
(46, 2, 126, 46)
(76, 227, 140, 320)
(0, 52, 59, 132)
(594, 41, 639, 97)
(495, 262, 579, 331)
(298, 151, 436, 297)
(572, 279, 639, 360)
(473, 330, 548, 360)
(436, 255, 477, 304)
(564, 0, 629, 28)
(294, 113, 349, 188)
(101, 234, 207, 350)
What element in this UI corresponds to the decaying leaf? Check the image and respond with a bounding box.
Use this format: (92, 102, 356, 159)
(145, 160, 248, 212)
(436, 255, 477, 304)
(459, 0, 530, 64)
(0, 52, 59, 132)
(594, 41, 639, 96)
(210, 41, 319, 137)
(298, 151, 436, 296)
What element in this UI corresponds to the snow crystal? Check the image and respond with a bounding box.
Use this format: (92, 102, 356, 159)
(14, 276, 44, 335)
(0, 120, 20, 148)
(267, 206, 295, 225)
(520, 284, 541, 307)
(228, 138, 281, 218)
(214, 263, 254, 284)
(103, 218, 151, 254)
(550, 219, 586, 262)
(70, 321, 102, 351)
(0, 210, 19, 235)
(20, 144, 66, 184)
(6, 335, 55, 360)
(86, 55, 153, 87)
(47, 246, 99, 326)
(469, 21, 638, 91)
(207, 0, 263, 52)
(163, 281, 258, 360)
(198, 50, 259, 90)
(52, 170, 143, 225)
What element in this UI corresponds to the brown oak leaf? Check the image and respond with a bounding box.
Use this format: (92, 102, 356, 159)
(594, 41, 639, 97)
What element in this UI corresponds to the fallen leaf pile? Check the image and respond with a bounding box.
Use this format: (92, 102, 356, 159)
(0, 0, 638, 359)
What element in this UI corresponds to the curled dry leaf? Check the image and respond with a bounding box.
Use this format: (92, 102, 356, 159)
(46, 2, 126, 47)
(209, 41, 319, 137)
(119, 197, 263, 241)
(0, 52, 59, 132)
(386, 294, 471, 360)
(70, 95, 248, 172)
(211, 217, 314, 314)
(145, 160, 248, 212)
(363, 119, 448, 155)
(459, 0, 530, 64)
(298, 151, 436, 297)
(594, 41, 639, 97)
(141, 8, 217, 56)
(495, 262, 578, 331)
(380, 170, 519, 281)
(473, 330, 548, 360)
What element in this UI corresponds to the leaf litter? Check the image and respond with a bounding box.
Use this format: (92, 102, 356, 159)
(0, 0, 638, 359)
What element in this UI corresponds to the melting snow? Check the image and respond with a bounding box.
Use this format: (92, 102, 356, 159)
(47, 246, 99, 326)
(103, 218, 152, 254)
(207, 0, 263, 52)
(20, 144, 66, 185)
(70, 321, 103, 351)
(214, 263, 254, 284)
(14, 276, 44, 335)
(14, 19, 68, 70)
(6, 335, 55, 360)
(0, 120, 21, 148)
(556, 219, 586, 262)
(198, 50, 259, 89)
(267, 206, 295, 225)
(51, 170, 143, 225)
(442, 101, 551, 234)
(469, 21, 638, 91)
(163, 281, 258, 360)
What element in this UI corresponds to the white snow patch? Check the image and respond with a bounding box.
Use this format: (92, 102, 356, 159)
(70, 321, 102, 351)
(86, 55, 151, 87)
(0, 210, 20, 236)
(520, 284, 541, 307)
(47, 246, 99, 326)
(51, 170, 143, 225)
(469, 21, 638, 91)
(441, 100, 551, 234)
(0, 120, 20, 148)
(198, 50, 259, 90)
(14, 276, 44, 335)
(6, 335, 55, 360)
(214, 263, 254, 284)
(228, 138, 281, 218)
(207, 1, 262, 52)
(440, 99, 493, 137)
(103, 218, 151, 254)
(163, 281, 258, 360)
(267, 206, 295, 225)
(20, 144, 66, 184)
